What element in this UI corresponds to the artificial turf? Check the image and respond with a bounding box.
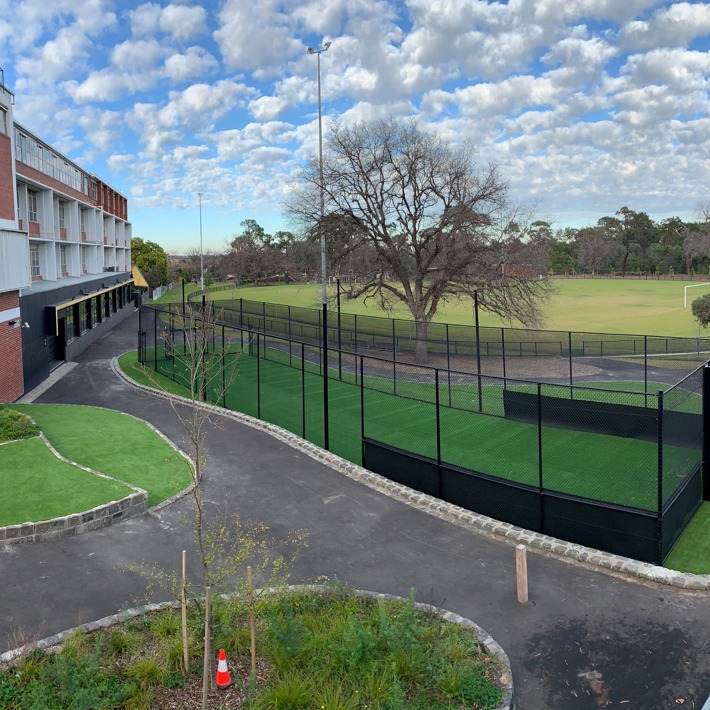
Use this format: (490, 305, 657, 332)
(136, 346, 700, 512)
(0, 437, 134, 526)
(11, 404, 193, 507)
(664, 502, 710, 574)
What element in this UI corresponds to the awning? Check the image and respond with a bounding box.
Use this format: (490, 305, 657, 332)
(48, 279, 134, 336)
(132, 265, 149, 288)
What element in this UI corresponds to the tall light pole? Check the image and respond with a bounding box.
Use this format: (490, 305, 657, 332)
(198, 192, 204, 288)
(308, 41, 331, 450)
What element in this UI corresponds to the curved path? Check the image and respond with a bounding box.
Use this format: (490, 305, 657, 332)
(2, 312, 710, 708)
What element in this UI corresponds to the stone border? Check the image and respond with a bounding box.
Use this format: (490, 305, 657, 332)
(112, 356, 710, 591)
(0, 586, 513, 710)
(0, 432, 148, 544)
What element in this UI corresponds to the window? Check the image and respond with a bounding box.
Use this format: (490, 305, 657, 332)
(59, 245, 67, 273)
(27, 189, 38, 222)
(30, 243, 40, 276)
(65, 305, 77, 341)
(80, 210, 86, 233)
(90, 296, 98, 325)
(58, 202, 65, 229)
(79, 301, 88, 333)
(81, 247, 87, 273)
(90, 182, 97, 201)
(0, 107, 7, 135)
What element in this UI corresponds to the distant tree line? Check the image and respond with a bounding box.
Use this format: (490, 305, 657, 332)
(547, 205, 710, 277)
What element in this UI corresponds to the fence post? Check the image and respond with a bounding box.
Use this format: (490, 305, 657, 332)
(538, 382, 544, 533)
(703, 366, 710, 501)
(256, 333, 261, 420)
(137, 306, 143, 363)
(657, 390, 664, 564)
(360, 356, 365, 467)
(301, 343, 306, 438)
(568, 332, 573, 397)
(221, 325, 226, 408)
(446, 324, 452, 407)
(153, 308, 158, 373)
(501, 328, 507, 388)
(644, 335, 648, 408)
(474, 290, 482, 413)
(435, 368, 442, 499)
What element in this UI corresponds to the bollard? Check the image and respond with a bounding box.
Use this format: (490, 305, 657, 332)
(516, 544, 528, 604)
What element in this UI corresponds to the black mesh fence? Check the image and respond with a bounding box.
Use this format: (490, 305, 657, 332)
(188, 293, 710, 391)
(138, 302, 707, 565)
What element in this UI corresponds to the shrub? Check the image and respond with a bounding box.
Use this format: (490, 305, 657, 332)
(0, 408, 40, 443)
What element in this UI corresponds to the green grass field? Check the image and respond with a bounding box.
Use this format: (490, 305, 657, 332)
(0, 437, 135, 526)
(170, 279, 710, 338)
(125, 346, 699, 513)
(9, 404, 193, 509)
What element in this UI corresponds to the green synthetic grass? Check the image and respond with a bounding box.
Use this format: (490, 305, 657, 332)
(202, 279, 709, 337)
(0, 437, 134, 526)
(126, 349, 699, 512)
(665, 502, 710, 574)
(12, 404, 193, 507)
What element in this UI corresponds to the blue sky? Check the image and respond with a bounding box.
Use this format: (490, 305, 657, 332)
(1, 0, 709, 253)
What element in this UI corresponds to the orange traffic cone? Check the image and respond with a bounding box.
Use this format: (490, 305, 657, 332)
(216, 648, 232, 690)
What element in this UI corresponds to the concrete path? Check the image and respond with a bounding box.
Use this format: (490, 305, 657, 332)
(2, 311, 710, 708)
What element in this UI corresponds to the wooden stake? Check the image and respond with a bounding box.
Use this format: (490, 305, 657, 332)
(247, 565, 256, 672)
(181, 550, 189, 674)
(202, 586, 211, 710)
(516, 544, 528, 604)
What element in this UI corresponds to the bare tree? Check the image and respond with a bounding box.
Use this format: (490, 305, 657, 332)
(695, 199, 710, 224)
(576, 226, 619, 275)
(287, 117, 550, 361)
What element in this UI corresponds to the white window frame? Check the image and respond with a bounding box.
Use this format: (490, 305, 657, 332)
(0, 107, 7, 135)
(27, 189, 38, 222)
(58, 201, 66, 229)
(30, 243, 40, 276)
(60, 244, 67, 273)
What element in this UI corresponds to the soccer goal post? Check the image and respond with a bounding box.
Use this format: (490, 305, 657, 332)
(684, 282, 710, 308)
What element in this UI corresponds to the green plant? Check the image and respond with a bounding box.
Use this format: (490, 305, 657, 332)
(149, 608, 182, 639)
(254, 670, 313, 709)
(125, 655, 167, 689)
(108, 629, 139, 657)
(0, 408, 39, 442)
(438, 665, 503, 708)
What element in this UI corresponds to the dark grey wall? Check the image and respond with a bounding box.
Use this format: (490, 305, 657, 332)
(19, 274, 133, 393)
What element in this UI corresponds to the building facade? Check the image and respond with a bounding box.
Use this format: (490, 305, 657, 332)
(0, 69, 134, 401)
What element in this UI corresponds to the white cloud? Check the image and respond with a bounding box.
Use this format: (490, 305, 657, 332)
(130, 3, 207, 41)
(164, 47, 219, 83)
(620, 2, 710, 50)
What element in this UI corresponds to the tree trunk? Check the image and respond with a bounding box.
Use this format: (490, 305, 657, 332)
(414, 320, 429, 364)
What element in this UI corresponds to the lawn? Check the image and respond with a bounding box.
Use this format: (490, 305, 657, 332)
(194, 279, 709, 338)
(0, 437, 134, 526)
(10, 404, 193, 508)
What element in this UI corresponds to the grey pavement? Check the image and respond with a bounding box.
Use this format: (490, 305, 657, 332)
(2, 311, 710, 708)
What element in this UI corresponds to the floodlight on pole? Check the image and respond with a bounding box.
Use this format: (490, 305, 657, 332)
(198, 192, 204, 288)
(307, 40, 331, 450)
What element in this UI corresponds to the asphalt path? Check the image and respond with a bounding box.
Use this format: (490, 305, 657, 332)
(2, 311, 710, 708)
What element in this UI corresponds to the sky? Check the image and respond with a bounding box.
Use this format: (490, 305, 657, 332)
(1, 0, 709, 254)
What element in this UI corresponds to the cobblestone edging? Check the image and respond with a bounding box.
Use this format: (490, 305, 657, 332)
(0, 586, 513, 709)
(112, 357, 710, 592)
(0, 432, 148, 544)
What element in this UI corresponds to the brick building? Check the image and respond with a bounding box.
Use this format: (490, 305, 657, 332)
(0, 69, 134, 401)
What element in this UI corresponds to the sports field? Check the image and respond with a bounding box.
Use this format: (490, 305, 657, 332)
(132, 342, 699, 514)
(178, 279, 709, 338)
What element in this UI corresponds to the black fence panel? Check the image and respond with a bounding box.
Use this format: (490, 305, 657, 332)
(362, 439, 440, 498)
(542, 493, 660, 564)
(661, 464, 703, 560)
(363, 438, 663, 564)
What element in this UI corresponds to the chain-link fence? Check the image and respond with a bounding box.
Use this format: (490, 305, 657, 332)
(139, 302, 706, 564)
(188, 293, 710, 391)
